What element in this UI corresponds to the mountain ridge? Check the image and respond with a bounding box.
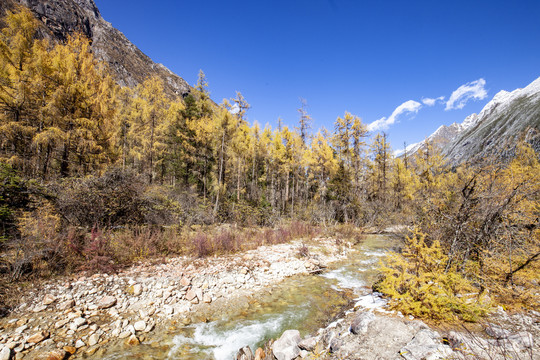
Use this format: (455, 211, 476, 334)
(0, 0, 191, 97)
(397, 76, 540, 163)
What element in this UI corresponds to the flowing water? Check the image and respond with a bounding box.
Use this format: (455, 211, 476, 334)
(98, 235, 392, 360)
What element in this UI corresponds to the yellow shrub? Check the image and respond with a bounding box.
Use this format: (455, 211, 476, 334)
(378, 229, 489, 322)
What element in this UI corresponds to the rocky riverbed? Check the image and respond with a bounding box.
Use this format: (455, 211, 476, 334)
(0, 237, 352, 360)
(258, 293, 540, 360)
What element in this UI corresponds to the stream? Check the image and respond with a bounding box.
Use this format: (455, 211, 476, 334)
(100, 235, 391, 360)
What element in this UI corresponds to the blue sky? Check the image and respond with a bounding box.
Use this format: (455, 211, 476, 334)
(94, 0, 540, 151)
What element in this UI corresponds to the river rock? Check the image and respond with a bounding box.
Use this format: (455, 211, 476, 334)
(132, 284, 143, 296)
(254, 348, 265, 360)
(507, 331, 534, 349)
(70, 317, 87, 330)
(134, 321, 146, 332)
(118, 331, 131, 339)
(180, 276, 191, 287)
(42, 349, 68, 360)
(75, 339, 85, 348)
(399, 329, 453, 360)
(329, 338, 343, 353)
(485, 325, 510, 339)
(350, 312, 375, 335)
(55, 318, 69, 329)
(236, 346, 254, 360)
(88, 334, 100, 346)
(185, 289, 197, 301)
(298, 337, 317, 351)
(27, 331, 50, 344)
(15, 325, 28, 334)
(194, 287, 203, 301)
(125, 334, 140, 346)
(272, 330, 301, 360)
(58, 299, 75, 310)
(42, 294, 56, 306)
(63, 346, 76, 355)
(33, 304, 48, 312)
(97, 296, 117, 309)
(0, 346, 11, 360)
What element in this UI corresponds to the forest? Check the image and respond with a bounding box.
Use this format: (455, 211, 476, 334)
(0, 7, 538, 319)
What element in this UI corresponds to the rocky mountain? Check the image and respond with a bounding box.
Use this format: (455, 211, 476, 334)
(0, 0, 191, 97)
(398, 76, 540, 164)
(444, 76, 540, 164)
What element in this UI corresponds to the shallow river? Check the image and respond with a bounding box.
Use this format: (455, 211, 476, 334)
(100, 235, 391, 360)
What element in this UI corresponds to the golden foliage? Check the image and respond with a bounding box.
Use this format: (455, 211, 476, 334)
(378, 229, 490, 322)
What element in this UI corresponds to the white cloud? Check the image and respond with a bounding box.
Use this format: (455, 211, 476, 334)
(422, 96, 445, 107)
(445, 79, 487, 110)
(368, 100, 422, 132)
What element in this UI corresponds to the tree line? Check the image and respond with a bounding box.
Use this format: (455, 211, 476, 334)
(1, 7, 538, 311)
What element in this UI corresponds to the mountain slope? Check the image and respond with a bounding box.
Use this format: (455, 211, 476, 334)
(0, 0, 191, 97)
(444, 77, 540, 163)
(398, 77, 540, 163)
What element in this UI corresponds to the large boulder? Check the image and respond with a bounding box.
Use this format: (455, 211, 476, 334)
(350, 312, 375, 335)
(272, 330, 301, 360)
(400, 329, 453, 360)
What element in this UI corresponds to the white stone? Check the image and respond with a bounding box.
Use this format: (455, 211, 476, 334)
(42, 294, 56, 305)
(75, 339, 85, 348)
(0, 346, 11, 360)
(133, 284, 143, 296)
(88, 334, 100, 346)
(134, 321, 146, 332)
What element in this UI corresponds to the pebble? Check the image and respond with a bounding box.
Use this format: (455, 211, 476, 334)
(88, 333, 100, 346)
(75, 339, 85, 348)
(134, 321, 146, 332)
(58, 299, 75, 310)
(27, 331, 49, 344)
(42, 294, 56, 306)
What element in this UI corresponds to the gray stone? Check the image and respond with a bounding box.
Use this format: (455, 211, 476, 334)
(298, 337, 317, 351)
(329, 338, 343, 353)
(507, 331, 533, 349)
(485, 325, 511, 339)
(400, 329, 453, 360)
(272, 330, 301, 360)
(350, 312, 375, 335)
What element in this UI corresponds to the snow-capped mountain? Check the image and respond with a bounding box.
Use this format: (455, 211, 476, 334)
(397, 76, 540, 163)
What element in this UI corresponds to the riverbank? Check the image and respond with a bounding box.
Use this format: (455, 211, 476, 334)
(261, 293, 539, 360)
(0, 236, 353, 360)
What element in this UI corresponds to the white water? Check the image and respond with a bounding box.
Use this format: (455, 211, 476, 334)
(321, 268, 367, 292)
(169, 308, 308, 360)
